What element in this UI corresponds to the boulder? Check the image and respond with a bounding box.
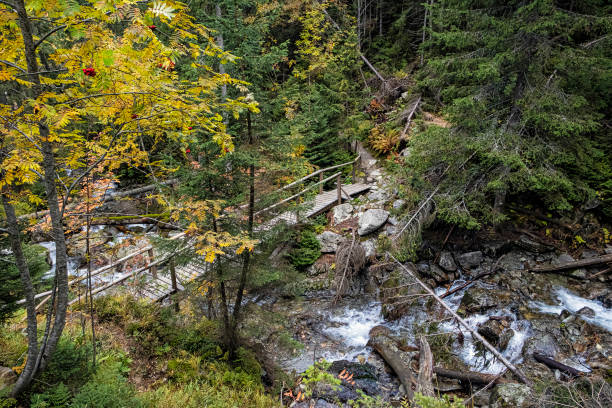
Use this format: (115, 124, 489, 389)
(459, 286, 513, 314)
(438, 251, 457, 272)
(0, 366, 17, 389)
(428, 264, 450, 284)
(523, 333, 559, 360)
(456, 251, 483, 269)
(332, 203, 353, 225)
(317, 231, 344, 253)
(358, 209, 389, 236)
(490, 383, 532, 408)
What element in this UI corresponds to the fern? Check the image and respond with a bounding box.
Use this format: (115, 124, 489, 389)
(150, 1, 175, 20)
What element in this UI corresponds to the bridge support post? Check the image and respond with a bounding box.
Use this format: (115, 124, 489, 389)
(319, 173, 324, 193)
(169, 258, 179, 311)
(337, 174, 342, 204)
(148, 248, 157, 278)
(169, 258, 178, 293)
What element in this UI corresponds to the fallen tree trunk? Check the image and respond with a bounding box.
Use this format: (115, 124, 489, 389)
(533, 353, 583, 378)
(433, 367, 510, 385)
(530, 254, 612, 273)
(368, 328, 415, 401)
(417, 336, 434, 397)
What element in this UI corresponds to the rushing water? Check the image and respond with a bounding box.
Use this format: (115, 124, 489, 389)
(530, 286, 612, 332)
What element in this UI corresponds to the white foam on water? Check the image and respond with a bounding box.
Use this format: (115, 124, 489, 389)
(38, 241, 57, 278)
(323, 302, 385, 349)
(530, 287, 612, 332)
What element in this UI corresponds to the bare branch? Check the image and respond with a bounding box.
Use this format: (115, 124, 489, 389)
(0, 59, 27, 73)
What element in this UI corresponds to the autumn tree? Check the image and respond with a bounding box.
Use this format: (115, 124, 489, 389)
(0, 0, 256, 395)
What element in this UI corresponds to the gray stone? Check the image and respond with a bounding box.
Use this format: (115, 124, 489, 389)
(456, 251, 483, 269)
(490, 383, 532, 408)
(523, 333, 559, 359)
(439, 251, 457, 272)
(552, 253, 575, 265)
(385, 225, 397, 235)
(317, 231, 344, 253)
(0, 366, 17, 389)
(570, 268, 588, 279)
(388, 216, 399, 226)
(580, 249, 599, 259)
(392, 199, 406, 210)
(429, 264, 450, 283)
(358, 209, 389, 236)
(362, 239, 377, 258)
(459, 286, 513, 314)
(367, 188, 390, 202)
(331, 203, 353, 224)
(605, 245, 612, 255)
(477, 319, 505, 346)
(576, 306, 596, 317)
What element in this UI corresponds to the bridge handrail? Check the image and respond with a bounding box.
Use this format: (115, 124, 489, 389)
(269, 155, 360, 196)
(18, 232, 187, 305)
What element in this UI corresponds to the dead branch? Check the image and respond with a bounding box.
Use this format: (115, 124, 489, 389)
(533, 353, 583, 378)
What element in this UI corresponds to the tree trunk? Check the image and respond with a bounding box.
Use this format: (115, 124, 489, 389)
(228, 110, 255, 358)
(13, 0, 69, 383)
(1, 188, 39, 397)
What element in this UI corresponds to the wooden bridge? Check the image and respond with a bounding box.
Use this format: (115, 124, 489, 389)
(26, 155, 372, 308)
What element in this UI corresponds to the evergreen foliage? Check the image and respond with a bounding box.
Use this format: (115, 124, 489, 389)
(409, 0, 612, 226)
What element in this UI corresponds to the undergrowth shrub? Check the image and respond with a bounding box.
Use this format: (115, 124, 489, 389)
(37, 335, 92, 392)
(70, 358, 142, 408)
(289, 230, 321, 268)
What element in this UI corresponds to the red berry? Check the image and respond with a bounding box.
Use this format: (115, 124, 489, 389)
(148, 25, 157, 30)
(186, 149, 191, 153)
(188, 126, 193, 130)
(131, 114, 138, 119)
(82, 67, 96, 77)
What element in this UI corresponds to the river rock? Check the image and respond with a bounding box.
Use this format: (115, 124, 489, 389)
(358, 209, 389, 236)
(477, 319, 505, 346)
(332, 203, 353, 224)
(459, 286, 513, 314)
(317, 231, 344, 253)
(0, 366, 17, 389)
(429, 264, 450, 284)
(576, 306, 596, 317)
(490, 383, 532, 408)
(523, 333, 559, 360)
(456, 251, 483, 269)
(439, 251, 457, 272)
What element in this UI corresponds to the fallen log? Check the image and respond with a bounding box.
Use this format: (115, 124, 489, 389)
(417, 336, 434, 397)
(530, 254, 612, 273)
(368, 328, 415, 401)
(433, 367, 510, 385)
(533, 353, 583, 378)
(441, 255, 506, 299)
